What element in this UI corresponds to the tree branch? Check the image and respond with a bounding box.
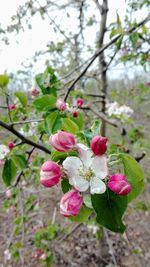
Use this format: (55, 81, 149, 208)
(64, 15, 150, 101)
(0, 120, 51, 154)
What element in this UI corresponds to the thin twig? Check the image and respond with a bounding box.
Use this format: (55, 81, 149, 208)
(0, 120, 51, 154)
(64, 15, 150, 101)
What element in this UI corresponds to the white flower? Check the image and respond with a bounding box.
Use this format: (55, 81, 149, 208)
(4, 249, 11, 261)
(119, 105, 134, 118)
(63, 144, 108, 194)
(106, 102, 134, 120)
(19, 122, 37, 137)
(0, 145, 9, 160)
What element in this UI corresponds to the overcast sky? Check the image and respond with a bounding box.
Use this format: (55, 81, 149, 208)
(0, 0, 148, 79)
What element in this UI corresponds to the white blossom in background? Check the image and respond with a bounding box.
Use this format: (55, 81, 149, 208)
(19, 122, 38, 137)
(0, 145, 9, 160)
(106, 102, 134, 121)
(4, 249, 11, 261)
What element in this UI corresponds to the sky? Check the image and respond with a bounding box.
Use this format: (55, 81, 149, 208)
(0, 0, 148, 79)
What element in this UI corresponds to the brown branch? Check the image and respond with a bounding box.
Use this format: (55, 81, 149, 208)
(0, 120, 51, 154)
(64, 15, 150, 101)
(82, 106, 118, 128)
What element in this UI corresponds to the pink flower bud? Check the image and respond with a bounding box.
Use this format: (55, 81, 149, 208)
(8, 141, 15, 150)
(60, 190, 83, 217)
(49, 130, 76, 152)
(40, 161, 61, 188)
(76, 97, 84, 107)
(72, 111, 78, 117)
(107, 174, 131, 196)
(31, 88, 39, 96)
(56, 98, 67, 111)
(90, 135, 107, 156)
(8, 104, 16, 111)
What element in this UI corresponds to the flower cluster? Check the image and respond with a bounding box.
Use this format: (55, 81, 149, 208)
(106, 102, 134, 121)
(40, 131, 132, 218)
(56, 97, 84, 117)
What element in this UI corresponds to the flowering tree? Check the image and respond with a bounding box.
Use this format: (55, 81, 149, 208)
(0, 0, 150, 266)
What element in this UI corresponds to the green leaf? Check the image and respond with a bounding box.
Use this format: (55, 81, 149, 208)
(51, 150, 78, 163)
(119, 153, 145, 202)
(61, 179, 72, 193)
(0, 74, 9, 87)
(91, 189, 127, 233)
(2, 159, 17, 186)
(15, 91, 27, 107)
(45, 110, 61, 133)
(116, 35, 124, 49)
(70, 205, 92, 223)
(129, 32, 139, 47)
(61, 118, 79, 133)
(35, 66, 58, 96)
(71, 112, 85, 130)
(12, 155, 27, 170)
(33, 95, 56, 111)
(84, 120, 102, 145)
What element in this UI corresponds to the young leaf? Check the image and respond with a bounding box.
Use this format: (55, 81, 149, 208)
(45, 110, 61, 133)
(119, 153, 145, 202)
(15, 92, 27, 107)
(2, 159, 17, 186)
(61, 179, 72, 193)
(69, 205, 93, 223)
(12, 154, 27, 170)
(61, 118, 79, 133)
(33, 95, 56, 111)
(91, 189, 127, 233)
(0, 74, 9, 87)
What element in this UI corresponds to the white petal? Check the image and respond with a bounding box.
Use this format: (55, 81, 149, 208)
(90, 177, 106, 194)
(77, 143, 93, 167)
(70, 176, 89, 192)
(91, 155, 108, 179)
(63, 156, 83, 179)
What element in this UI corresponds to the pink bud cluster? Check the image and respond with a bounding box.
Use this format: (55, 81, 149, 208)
(56, 97, 84, 118)
(31, 87, 40, 97)
(8, 104, 16, 111)
(107, 173, 131, 196)
(40, 130, 132, 218)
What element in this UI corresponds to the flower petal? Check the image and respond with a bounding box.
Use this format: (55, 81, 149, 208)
(77, 143, 93, 167)
(70, 176, 89, 192)
(63, 156, 83, 179)
(90, 177, 106, 194)
(91, 155, 108, 179)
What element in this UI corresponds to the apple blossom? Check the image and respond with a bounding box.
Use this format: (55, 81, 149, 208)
(8, 141, 15, 150)
(49, 130, 76, 152)
(107, 174, 131, 195)
(76, 97, 84, 107)
(56, 98, 67, 111)
(90, 136, 107, 156)
(63, 144, 108, 194)
(31, 87, 39, 96)
(8, 104, 16, 111)
(40, 161, 61, 187)
(60, 190, 83, 217)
